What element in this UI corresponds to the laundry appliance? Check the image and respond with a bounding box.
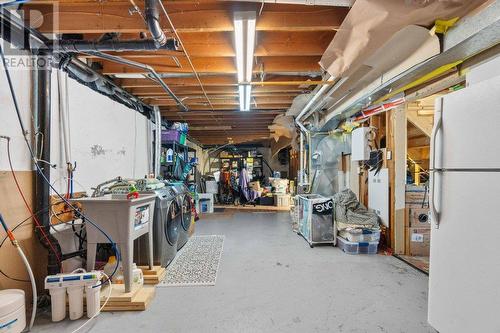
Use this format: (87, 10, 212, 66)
(135, 185, 181, 267)
(167, 182, 193, 250)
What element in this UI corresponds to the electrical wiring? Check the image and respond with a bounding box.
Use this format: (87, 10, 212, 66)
(0, 206, 49, 249)
(4, 138, 63, 266)
(0, 268, 30, 283)
(0, 43, 120, 284)
(70, 272, 112, 333)
(0, 207, 49, 283)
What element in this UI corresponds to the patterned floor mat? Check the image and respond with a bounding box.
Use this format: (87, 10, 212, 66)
(158, 235, 225, 287)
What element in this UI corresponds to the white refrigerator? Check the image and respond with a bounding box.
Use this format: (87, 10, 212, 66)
(428, 75, 500, 332)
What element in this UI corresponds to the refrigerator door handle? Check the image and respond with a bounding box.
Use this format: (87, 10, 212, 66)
(430, 98, 443, 228)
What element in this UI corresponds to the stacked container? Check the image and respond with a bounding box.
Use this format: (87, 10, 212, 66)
(337, 228, 380, 255)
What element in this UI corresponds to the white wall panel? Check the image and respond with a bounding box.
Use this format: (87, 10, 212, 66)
(0, 64, 33, 171)
(50, 71, 151, 194)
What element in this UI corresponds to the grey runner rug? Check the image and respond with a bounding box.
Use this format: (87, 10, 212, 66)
(158, 235, 225, 287)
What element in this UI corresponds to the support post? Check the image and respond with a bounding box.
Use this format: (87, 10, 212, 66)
(33, 52, 61, 275)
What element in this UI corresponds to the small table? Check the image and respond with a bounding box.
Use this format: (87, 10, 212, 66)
(73, 194, 156, 292)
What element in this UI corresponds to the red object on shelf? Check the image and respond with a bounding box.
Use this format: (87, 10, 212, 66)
(127, 191, 139, 200)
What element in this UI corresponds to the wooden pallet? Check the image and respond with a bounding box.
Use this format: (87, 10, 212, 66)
(139, 266, 166, 285)
(99, 284, 155, 312)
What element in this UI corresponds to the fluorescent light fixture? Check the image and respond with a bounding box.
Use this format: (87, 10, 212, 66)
(234, 11, 256, 84)
(245, 17, 256, 82)
(234, 18, 245, 83)
(238, 84, 252, 111)
(238, 84, 245, 111)
(234, 11, 256, 110)
(244, 84, 251, 111)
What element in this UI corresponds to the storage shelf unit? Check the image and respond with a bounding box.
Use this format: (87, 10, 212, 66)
(160, 141, 194, 181)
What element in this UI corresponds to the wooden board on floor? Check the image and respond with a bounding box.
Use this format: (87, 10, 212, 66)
(100, 282, 141, 302)
(139, 265, 166, 285)
(397, 255, 430, 274)
(100, 285, 155, 312)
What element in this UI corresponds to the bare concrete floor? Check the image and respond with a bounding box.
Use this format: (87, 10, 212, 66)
(33, 211, 436, 333)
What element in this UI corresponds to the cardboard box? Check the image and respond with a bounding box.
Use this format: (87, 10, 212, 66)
(249, 181, 261, 191)
(273, 194, 291, 207)
(408, 208, 431, 228)
(405, 185, 429, 208)
(409, 227, 431, 257)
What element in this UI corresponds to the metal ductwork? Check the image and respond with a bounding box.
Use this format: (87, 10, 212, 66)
(95, 79, 117, 95)
(62, 57, 99, 83)
(145, 0, 168, 47)
(55, 54, 154, 116)
(54, 38, 179, 53)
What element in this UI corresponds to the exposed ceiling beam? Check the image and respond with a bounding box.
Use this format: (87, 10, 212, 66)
(99, 56, 321, 74)
(130, 85, 308, 95)
(31, 4, 348, 34)
(160, 104, 290, 111)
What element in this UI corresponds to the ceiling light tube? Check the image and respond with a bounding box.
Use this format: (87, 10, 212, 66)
(239, 84, 245, 111)
(234, 12, 256, 112)
(244, 84, 251, 111)
(234, 18, 245, 83)
(245, 16, 256, 83)
(234, 11, 256, 84)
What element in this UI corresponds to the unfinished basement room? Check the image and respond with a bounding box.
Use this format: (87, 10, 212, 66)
(1, 0, 499, 332)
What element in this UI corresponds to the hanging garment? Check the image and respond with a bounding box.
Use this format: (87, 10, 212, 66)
(239, 168, 259, 202)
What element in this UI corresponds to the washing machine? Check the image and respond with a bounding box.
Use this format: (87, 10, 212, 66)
(177, 189, 193, 250)
(135, 186, 181, 267)
(165, 182, 192, 250)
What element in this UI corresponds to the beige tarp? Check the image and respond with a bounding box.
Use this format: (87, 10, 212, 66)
(320, 0, 491, 79)
(268, 114, 295, 142)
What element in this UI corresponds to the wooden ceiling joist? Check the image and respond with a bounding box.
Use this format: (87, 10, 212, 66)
(100, 56, 322, 75)
(27, 1, 350, 145)
(32, 3, 347, 34)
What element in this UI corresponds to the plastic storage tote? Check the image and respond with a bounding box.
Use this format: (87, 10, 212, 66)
(161, 130, 180, 142)
(337, 228, 381, 242)
(296, 194, 335, 247)
(337, 236, 378, 255)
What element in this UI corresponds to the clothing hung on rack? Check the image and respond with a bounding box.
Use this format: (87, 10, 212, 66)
(239, 168, 259, 203)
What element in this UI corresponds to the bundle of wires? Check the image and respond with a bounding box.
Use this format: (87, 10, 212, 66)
(0, 43, 120, 287)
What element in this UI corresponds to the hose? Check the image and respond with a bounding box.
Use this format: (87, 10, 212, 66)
(70, 272, 112, 333)
(15, 246, 37, 331)
(0, 214, 37, 331)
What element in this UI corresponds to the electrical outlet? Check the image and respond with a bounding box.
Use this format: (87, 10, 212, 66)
(386, 150, 392, 160)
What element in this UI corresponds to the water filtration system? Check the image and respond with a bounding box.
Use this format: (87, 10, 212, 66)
(44, 271, 102, 322)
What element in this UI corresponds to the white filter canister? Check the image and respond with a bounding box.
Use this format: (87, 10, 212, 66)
(67, 286, 84, 320)
(0, 289, 26, 333)
(49, 288, 67, 322)
(85, 285, 101, 318)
